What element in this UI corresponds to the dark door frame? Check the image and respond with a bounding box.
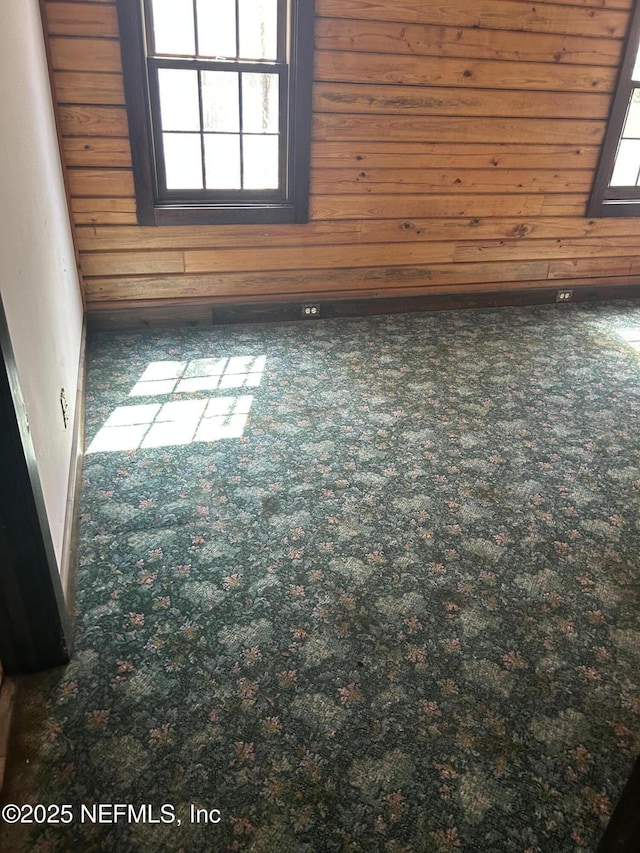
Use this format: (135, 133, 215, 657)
(0, 294, 72, 674)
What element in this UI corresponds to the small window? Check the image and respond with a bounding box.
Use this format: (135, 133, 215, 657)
(589, 1, 640, 216)
(116, 0, 314, 225)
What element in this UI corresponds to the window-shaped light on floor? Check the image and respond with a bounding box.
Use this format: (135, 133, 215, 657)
(128, 360, 186, 397)
(129, 356, 265, 397)
(87, 395, 255, 453)
(87, 404, 162, 453)
(87, 355, 265, 453)
(141, 398, 209, 448)
(195, 395, 253, 442)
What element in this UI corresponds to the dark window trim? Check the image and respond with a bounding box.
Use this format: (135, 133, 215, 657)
(588, 0, 640, 217)
(145, 61, 288, 205)
(115, 0, 314, 226)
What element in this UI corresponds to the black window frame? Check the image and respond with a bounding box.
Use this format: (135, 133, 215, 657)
(116, 0, 314, 226)
(588, 0, 640, 217)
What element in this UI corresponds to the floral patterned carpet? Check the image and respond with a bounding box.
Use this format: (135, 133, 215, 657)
(3, 302, 640, 852)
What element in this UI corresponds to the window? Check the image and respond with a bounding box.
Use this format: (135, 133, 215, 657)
(589, 0, 640, 216)
(115, 0, 314, 225)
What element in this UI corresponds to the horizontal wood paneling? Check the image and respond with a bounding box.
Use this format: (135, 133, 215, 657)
(80, 251, 185, 276)
(54, 71, 124, 105)
(314, 51, 617, 92)
(315, 0, 630, 38)
(62, 137, 132, 168)
(49, 38, 121, 72)
(42, 0, 640, 312)
(67, 169, 134, 197)
(310, 169, 595, 194)
(541, 0, 631, 9)
(76, 221, 365, 251)
(314, 19, 623, 66)
(453, 236, 640, 263)
(84, 260, 555, 302)
(309, 194, 588, 219)
(312, 115, 606, 145)
(80, 235, 640, 278)
(45, 2, 118, 37)
(83, 242, 457, 277)
(58, 106, 129, 137)
(311, 142, 601, 170)
(313, 83, 611, 119)
(74, 216, 640, 252)
(71, 197, 137, 225)
(548, 257, 640, 278)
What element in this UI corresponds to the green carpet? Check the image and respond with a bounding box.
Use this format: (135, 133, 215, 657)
(2, 302, 640, 852)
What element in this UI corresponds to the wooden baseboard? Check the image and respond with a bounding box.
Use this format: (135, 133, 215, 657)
(86, 283, 640, 331)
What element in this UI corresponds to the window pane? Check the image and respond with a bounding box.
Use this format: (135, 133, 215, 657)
(202, 72, 240, 132)
(163, 134, 203, 189)
(158, 69, 200, 131)
(623, 90, 640, 139)
(239, 0, 278, 59)
(204, 134, 242, 189)
(611, 140, 640, 186)
(151, 0, 195, 55)
(242, 73, 279, 133)
(196, 0, 237, 58)
(243, 135, 279, 188)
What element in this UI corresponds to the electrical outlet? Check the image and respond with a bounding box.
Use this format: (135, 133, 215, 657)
(556, 289, 574, 302)
(60, 388, 69, 429)
(302, 303, 320, 318)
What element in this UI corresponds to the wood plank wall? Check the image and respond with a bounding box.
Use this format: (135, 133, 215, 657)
(42, 0, 640, 314)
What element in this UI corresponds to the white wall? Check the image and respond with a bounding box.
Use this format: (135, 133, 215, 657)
(0, 0, 84, 573)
